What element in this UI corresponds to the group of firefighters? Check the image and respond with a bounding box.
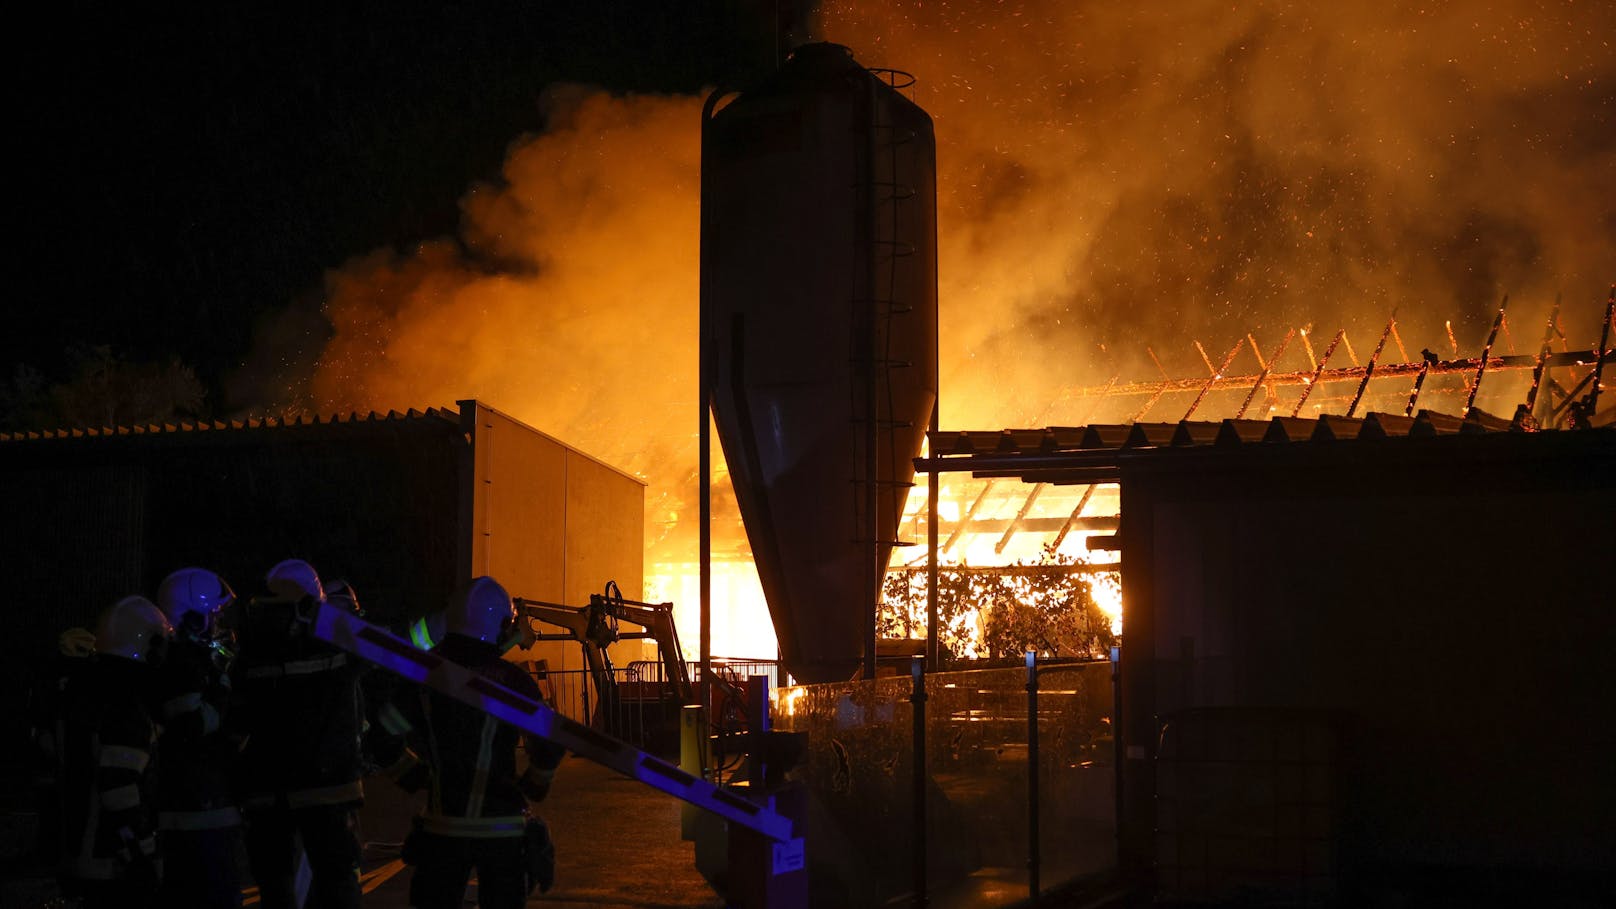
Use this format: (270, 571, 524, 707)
(39, 560, 563, 909)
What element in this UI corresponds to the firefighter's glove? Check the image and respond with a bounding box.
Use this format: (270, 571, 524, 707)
(376, 744, 431, 794)
(524, 817, 556, 894)
(519, 763, 555, 803)
(118, 827, 162, 887)
(395, 759, 432, 794)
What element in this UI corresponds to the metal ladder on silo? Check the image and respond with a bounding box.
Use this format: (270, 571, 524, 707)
(852, 67, 924, 540)
(849, 69, 923, 673)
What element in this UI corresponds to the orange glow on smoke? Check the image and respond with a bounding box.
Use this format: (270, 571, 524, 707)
(301, 3, 1613, 658)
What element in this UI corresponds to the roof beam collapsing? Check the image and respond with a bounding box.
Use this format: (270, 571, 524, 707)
(1058, 349, 1599, 405)
(938, 302, 1614, 457)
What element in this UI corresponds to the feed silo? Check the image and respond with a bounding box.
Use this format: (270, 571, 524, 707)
(700, 43, 938, 684)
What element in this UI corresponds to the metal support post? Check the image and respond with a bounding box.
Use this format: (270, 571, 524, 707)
(1026, 650, 1040, 899)
(926, 409, 939, 670)
(1111, 645, 1123, 858)
(911, 656, 928, 908)
(747, 675, 770, 786)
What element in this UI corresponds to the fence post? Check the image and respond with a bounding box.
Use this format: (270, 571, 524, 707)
(1027, 650, 1040, 900)
(1111, 644, 1123, 863)
(911, 655, 928, 908)
(747, 675, 770, 786)
(680, 703, 703, 840)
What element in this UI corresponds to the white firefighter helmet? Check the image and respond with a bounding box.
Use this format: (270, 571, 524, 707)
(266, 559, 324, 602)
(94, 596, 173, 663)
(444, 576, 514, 644)
(157, 567, 235, 633)
(326, 578, 361, 615)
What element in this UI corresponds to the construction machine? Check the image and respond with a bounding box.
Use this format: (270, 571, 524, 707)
(515, 583, 759, 769)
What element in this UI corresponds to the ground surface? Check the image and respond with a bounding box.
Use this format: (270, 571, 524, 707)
(3, 755, 725, 909)
(356, 755, 725, 908)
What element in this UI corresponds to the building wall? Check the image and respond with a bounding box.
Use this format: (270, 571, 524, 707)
(2, 403, 646, 767)
(1118, 431, 1616, 883)
(461, 402, 648, 704)
(2, 421, 467, 644)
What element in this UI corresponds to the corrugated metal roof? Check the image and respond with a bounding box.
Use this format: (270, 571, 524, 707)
(928, 408, 1530, 458)
(0, 406, 463, 444)
(920, 408, 1611, 483)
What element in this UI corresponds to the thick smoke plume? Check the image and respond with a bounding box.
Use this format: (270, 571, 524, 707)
(310, 90, 714, 561)
(302, 2, 1613, 580)
(816, 0, 1615, 425)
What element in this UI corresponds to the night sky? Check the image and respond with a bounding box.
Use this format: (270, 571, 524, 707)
(9, 1, 777, 422)
(10, 2, 1612, 434)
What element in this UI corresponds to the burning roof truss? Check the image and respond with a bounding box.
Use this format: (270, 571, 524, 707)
(898, 292, 1614, 565)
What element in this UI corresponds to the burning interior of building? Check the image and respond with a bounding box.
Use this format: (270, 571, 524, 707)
(4, 2, 1614, 906)
(688, 35, 1616, 909)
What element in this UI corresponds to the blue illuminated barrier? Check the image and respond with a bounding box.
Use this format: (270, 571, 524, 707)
(311, 601, 798, 842)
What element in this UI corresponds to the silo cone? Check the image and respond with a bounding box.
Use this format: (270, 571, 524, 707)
(701, 43, 938, 684)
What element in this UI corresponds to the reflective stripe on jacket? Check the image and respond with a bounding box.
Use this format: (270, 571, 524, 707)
(235, 597, 367, 804)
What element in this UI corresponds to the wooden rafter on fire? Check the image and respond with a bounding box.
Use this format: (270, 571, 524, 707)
(1048, 303, 1609, 430)
(1058, 350, 1601, 406)
(904, 297, 1614, 562)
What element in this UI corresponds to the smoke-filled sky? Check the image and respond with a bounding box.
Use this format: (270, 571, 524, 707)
(286, 0, 1612, 561)
(816, 0, 1614, 425)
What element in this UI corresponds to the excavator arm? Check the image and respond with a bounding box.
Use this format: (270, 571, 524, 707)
(514, 585, 695, 726)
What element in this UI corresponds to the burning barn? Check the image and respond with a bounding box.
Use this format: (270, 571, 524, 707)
(686, 35, 1615, 907)
(921, 407, 1616, 904)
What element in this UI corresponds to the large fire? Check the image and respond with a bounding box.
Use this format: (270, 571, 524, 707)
(293, 2, 1613, 661)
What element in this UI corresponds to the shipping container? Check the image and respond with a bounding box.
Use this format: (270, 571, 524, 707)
(0, 399, 644, 771)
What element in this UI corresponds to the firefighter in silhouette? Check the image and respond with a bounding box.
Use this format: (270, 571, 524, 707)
(57, 596, 170, 908)
(28, 625, 97, 872)
(377, 576, 563, 908)
(234, 559, 366, 909)
(152, 567, 243, 908)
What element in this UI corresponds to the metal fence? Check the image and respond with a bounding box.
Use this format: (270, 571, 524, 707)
(520, 649, 1117, 906)
(524, 656, 781, 756)
(773, 657, 1117, 909)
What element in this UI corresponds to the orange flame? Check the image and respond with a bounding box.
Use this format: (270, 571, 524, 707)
(300, 2, 1614, 660)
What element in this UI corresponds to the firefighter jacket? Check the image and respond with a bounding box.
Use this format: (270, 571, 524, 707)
(376, 634, 565, 838)
(153, 635, 240, 831)
(234, 597, 367, 809)
(58, 655, 162, 882)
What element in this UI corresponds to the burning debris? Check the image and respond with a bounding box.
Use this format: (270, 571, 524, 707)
(1035, 293, 1614, 430)
(244, 1, 1614, 665)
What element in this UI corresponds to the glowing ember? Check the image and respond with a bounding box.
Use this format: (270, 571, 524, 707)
(1090, 571, 1123, 637)
(771, 685, 808, 719)
(292, 2, 1613, 660)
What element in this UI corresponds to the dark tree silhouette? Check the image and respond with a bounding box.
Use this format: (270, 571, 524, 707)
(2, 346, 206, 431)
